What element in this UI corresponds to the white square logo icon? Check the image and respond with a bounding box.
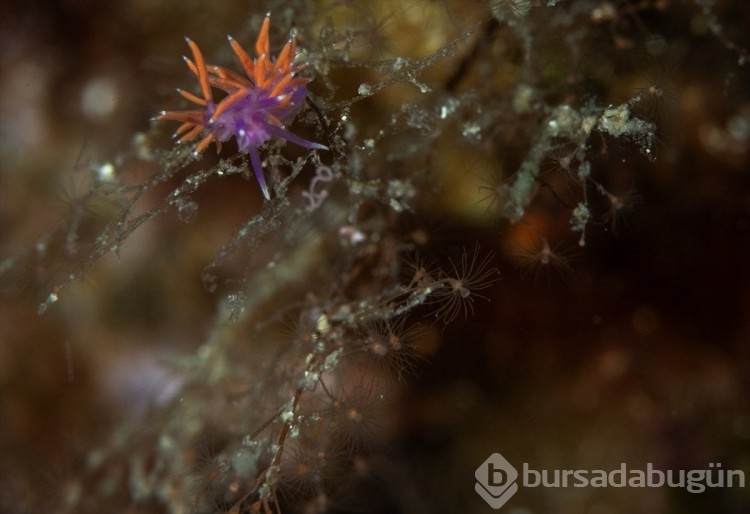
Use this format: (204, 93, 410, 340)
(475, 453, 519, 509)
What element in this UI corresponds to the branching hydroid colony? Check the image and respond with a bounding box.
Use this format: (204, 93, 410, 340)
(1, 1, 747, 513)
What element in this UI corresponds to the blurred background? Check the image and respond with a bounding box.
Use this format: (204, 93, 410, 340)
(1, 1, 749, 513)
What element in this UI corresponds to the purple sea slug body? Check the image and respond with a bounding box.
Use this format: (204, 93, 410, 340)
(157, 14, 327, 199)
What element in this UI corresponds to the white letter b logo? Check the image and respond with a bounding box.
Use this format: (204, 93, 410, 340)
(475, 453, 519, 509)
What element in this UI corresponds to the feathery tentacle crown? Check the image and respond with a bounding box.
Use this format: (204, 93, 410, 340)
(157, 14, 327, 199)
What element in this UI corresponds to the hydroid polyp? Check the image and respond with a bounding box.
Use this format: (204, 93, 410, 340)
(430, 244, 499, 324)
